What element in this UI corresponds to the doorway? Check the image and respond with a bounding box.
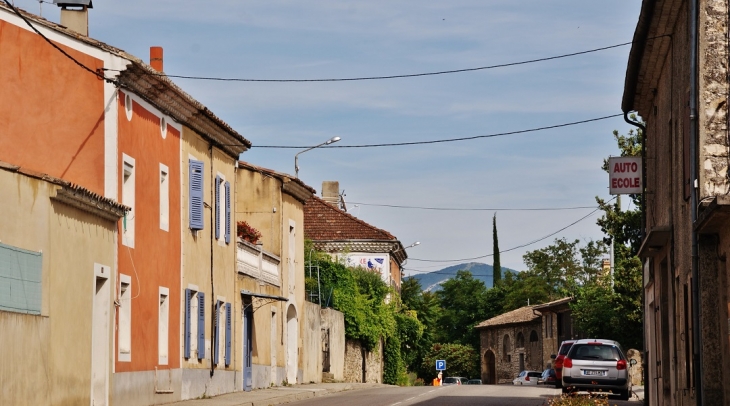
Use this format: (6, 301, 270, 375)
(286, 304, 298, 384)
(484, 350, 496, 384)
(91, 269, 110, 406)
(242, 297, 253, 392)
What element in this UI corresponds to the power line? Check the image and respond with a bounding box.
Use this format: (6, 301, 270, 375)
(252, 114, 623, 149)
(3, 0, 116, 84)
(347, 201, 598, 211)
(103, 40, 638, 83)
(408, 198, 613, 263)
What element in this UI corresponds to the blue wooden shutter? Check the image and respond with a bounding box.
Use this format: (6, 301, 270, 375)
(224, 181, 231, 244)
(189, 160, 204, 230)
(184, 289, 191, 359)
(215, 175, 221, 240)
(213, 300, 220, 365)
(197, 292, 205, 360)
(225, 302, 232, 366)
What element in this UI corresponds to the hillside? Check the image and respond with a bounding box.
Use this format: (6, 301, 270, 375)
(408, 262, 516, 292)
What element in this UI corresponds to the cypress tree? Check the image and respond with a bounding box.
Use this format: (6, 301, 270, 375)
(492, 213, 501, 283)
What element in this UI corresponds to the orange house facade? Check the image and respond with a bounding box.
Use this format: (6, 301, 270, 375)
(0, 4, 249, 405)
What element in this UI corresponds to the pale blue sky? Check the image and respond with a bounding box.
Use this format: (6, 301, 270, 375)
(17, 0, 642, 274)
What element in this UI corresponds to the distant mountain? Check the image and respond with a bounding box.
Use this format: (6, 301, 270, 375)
(407, 262, 516, 292)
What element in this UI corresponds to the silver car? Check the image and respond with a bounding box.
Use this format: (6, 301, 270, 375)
(561, 339, 632, 400)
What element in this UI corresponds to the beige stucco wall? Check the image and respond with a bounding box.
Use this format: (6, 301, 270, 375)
(301, 301, 322, 383)
(0, 170, 117, 405)
(321, 308, 345, 381)
(179, 127, 238, 397)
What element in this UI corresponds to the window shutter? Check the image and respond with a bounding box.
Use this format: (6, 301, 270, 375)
(215, 175, 221, 240)
(197, 292, 205, 360)
(225, 302, 232, 366)
(189, 160, 204, 230)
(213, 300, 220, 365)
(184, 289, 191, 359)
(224, 181, 231, 244)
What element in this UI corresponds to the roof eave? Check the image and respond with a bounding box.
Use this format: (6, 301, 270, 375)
(622, 0, 657, 113)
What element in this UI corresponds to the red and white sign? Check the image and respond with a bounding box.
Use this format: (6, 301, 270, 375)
(609, 156, 642, 195)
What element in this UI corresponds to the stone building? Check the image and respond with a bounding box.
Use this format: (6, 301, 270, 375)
(622, 1, 730, 405)
(475, 297, 575, 384)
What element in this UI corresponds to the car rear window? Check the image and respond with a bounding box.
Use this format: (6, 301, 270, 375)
(443, 377, 457, 383)
(570, 344, 621, 361)
(528, 372, 541, 378)
(559, 342, 574, 356)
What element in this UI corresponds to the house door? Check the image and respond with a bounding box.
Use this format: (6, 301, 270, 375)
(484, 350, 496, 384)
(243, 300, 253, 392)
(91, 269, 110, 406)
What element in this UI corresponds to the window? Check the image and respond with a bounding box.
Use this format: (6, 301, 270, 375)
(225, 302, 232, 366)
(214, 299, 227, 366)
(502, 334, 510, 360)
(215, 175, 231, 244)
(189, 159, 204, 230)
(184, 286, 202, 360)
(118, 274, 132, 362)
(160, 164, 169, 231)
(197, 292, 205, 360)
(516, 332, 524, 348)
(158, 287, 169, 365)
(0, 243, 42, 314)
(530, 330, 539, 342)
(122, 154, 136, 247)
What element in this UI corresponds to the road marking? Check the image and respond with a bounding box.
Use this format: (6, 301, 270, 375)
(406, 397, 415, 401)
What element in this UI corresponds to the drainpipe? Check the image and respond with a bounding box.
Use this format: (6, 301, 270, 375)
(623, 112, 647, 404)
(210, 144, 216, 377)
(689, 0, 702, 403)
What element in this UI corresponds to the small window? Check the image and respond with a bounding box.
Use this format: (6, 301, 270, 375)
(160, 116, 167, 139)
(124, 93, 133, 121)
(158, 287, 169, 365)
(184, 286, 200, 360)
(0, 243, 42, 314)
(118, 274, 132, 362)
(160, 164, 169, 231)
(122, 154, 136, 247)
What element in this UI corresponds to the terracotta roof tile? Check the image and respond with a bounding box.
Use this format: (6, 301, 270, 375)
(475, 306, 540, 329)
(304, 195, 396, 241)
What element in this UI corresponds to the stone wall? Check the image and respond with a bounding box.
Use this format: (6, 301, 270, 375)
(300, 301, 322, 383)
(320, 308, 345, 381)
(343, 339, 383, 383)
(479, 320, 543, 384)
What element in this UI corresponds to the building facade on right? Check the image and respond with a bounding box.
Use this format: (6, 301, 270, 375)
(623, 1, 730, 405)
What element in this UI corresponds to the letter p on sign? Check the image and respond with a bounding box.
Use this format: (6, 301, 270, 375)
(609, 156, 642, 195)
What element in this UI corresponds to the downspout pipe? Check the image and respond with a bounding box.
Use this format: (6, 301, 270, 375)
(623, 111, 648, 406)
(689, 0, 702, 403)
(210, 144, 216, 378)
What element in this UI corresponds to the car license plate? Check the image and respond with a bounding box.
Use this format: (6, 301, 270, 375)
(582, 370, 606, 376)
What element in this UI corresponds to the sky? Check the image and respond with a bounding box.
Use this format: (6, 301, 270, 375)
(15, 0, 642, 275)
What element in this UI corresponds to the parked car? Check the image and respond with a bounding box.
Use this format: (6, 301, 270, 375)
(466, 379, 482, 385)
(442, 376, 468, 385)
(539, 368, 557, 386)
(551, 339, 576, 387)
(512, 370, 542, 386)
(561, 339, 633, 401)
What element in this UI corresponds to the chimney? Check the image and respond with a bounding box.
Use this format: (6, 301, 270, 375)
(54, 1, 92, 36)
(150, 47, 164, 72)
(321, 181, 340, 207)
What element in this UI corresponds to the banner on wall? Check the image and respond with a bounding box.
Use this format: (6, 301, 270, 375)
(346, 254, 390, 283)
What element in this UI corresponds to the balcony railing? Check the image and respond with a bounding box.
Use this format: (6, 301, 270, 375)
(236, 239, 281, 287)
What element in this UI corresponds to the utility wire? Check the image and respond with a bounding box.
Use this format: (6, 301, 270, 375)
(3, 0, 117, 84)
(408, 197, 614, 263)
(252, 114, 623, 149)
(347, 201, 598, 211)
(102, 40, 642, 83)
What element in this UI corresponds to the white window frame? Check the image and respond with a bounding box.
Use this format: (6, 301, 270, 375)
(217, 296, 226, 366)
(159, 163, 169, 232)
(216, 173, 226, 245)
(187, 284, 199, 362)
(158, 286, 169, 365)
(122, 154, 136, 248)
(118, 274, 132, 362)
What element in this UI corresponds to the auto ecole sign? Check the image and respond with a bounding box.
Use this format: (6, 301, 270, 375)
(609, 156, 642, 195)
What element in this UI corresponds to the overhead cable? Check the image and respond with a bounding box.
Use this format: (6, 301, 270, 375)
(347, 201, 598, 211)
(408, 197, 614, 263)
(253, 114, 623, 149)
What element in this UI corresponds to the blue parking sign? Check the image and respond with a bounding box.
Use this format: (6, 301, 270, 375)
(436, 360, 446, 371)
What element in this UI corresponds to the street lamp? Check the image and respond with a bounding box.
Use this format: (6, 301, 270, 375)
(294, 136, 341, 178)
(404, 241, 420, 249)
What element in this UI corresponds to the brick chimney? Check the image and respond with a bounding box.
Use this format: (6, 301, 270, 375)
(321, 181, 340, 207)
(150, 47, 163, 72)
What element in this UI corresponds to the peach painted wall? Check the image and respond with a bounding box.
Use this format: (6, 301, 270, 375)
(115, 92, 181, 372)
(0, 18, 105, 194)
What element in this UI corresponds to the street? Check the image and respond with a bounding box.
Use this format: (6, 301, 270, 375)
(285, 384, 638, 406)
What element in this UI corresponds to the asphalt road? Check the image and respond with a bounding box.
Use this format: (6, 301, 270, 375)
(287, 384, 637, 406)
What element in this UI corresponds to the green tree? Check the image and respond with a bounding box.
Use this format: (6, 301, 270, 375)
(435, 270, 489, 349)
(422, 343, 479, 379)
(493, 213, 502, 283)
